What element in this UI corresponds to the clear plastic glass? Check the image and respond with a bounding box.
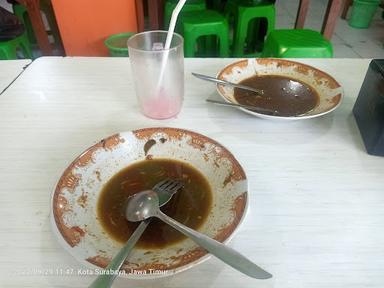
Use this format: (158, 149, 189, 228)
(127, 31, 184, 119)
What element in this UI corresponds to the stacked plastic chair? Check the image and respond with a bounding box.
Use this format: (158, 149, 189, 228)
(225, 0, 276, 57)
(164, 0, 230, 57)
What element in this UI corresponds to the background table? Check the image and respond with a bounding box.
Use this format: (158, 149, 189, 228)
(0, 59, 31, 93)
(0, 57, 383, 288)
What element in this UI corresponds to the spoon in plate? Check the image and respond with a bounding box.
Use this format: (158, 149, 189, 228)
(126, 190, 272, 279)
(206, 99, 279, 115)
(192, 72, 264, 95)
(88, 179, 184, 288)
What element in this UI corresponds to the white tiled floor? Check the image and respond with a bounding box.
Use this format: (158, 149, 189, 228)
(275, 0, 384, 58)
(1, 0, 383, 58)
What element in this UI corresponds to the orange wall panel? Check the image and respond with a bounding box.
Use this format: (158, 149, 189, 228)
(52, 0, 138, 56)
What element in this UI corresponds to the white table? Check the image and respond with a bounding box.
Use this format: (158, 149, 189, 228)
(0, 57, 383, 288)
(0, 60, 32, 94)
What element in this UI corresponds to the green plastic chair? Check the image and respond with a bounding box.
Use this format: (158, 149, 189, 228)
(261, 29, 333, 58)
(181, 10, 229, 57)
(0, 32, 32, 59)
(225, 1, 275, 57)
(164, 0, 207, 29)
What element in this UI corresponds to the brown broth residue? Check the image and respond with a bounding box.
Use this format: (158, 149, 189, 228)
(97, 159, 212, 249)
(234, 75, 319, 116)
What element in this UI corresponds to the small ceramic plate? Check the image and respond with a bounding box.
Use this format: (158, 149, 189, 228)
(216, 58, 343, 120)
(51, 127, 248, 278)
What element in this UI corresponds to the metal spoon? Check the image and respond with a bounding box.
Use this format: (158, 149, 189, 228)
(126, 190, 272, 279)
(206, 99, 279, 115)
(192, 72, 264, 95)
(89, 179, 184, 288)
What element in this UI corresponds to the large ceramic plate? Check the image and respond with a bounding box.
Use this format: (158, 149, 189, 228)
(51, 127, 248, 278)
(216, 58, 343, 120)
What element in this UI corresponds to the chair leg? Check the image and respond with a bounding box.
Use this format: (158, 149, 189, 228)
(41, 0, 63, 50)
(148, 0, 160, 30)
(295, 0, 309, 28)
(221, 19, 230, 57)
(341, 0, 353, 19)
(219, 33, 229, 57)
(321, 0, 343, 40)
(136, 0, 145, 32)
(245, 18, 259, 52)
(184, 34, 197, 57)
(204, 35, 217, 56)
(25, 0, 52, 55)
(20, 35, 33, 58)
(233, 17, 248, 56)
(224, 0, 237, 53)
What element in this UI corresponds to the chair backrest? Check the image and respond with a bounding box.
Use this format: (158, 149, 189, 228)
(294, 0, 343, 40)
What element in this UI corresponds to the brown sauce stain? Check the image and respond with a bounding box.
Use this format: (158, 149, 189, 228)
(77, 134, 125, 167)
(331, 93, 342, 105)
(54, 129, 248, 268)
(101, 134, 125, 150)
(97, 159, 212, 249)
(53, 134, 125, 248)
(223, 172, 233, 187)
(224, 59, 248, 73)
(77, 149, 96, 167)
(122, 262, 168, 271)
(88, 185, 246, 273)
(187, 138, 206, 150)
(60, 225, 86, 247)
(294, 64, 310, 75)
(269, 58, 340, 90)
(77, 191, 88, 208)
(144, 139, 156, 155)
(56, 171, 81, 194)
(214, 193, 247, 242)
(89, 188, 246, 274)
(168, 247, 207, 266)
(213, 153, 245, 183)
(256, 58, 293, 69)
(132, 128, 246, 183)
(87, 254, 213, 274)
(57, 195, 71, 213)
(133, 128, 184, 141)
(234, 75, 319, 116)
(116, 247, 208, 273)
(87, 255, 111, 268)
(95, 170, 101, 182)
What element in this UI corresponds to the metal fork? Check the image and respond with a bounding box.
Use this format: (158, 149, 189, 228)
(155, 178, 184, 205)
(89, 179, 184, 288)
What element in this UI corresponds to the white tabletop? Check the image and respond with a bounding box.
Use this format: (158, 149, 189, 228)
(0, 57, 383, 288)
(0, 60, 32, 93)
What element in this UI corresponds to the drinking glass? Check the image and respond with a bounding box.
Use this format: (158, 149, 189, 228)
(128, 31, 184, 119)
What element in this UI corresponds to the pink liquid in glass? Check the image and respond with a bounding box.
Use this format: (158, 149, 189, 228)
(141, 89, 182, 119)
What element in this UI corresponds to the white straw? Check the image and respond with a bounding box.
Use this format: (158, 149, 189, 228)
(155, 0, 186, 94)
(165, 0, 186, 49)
